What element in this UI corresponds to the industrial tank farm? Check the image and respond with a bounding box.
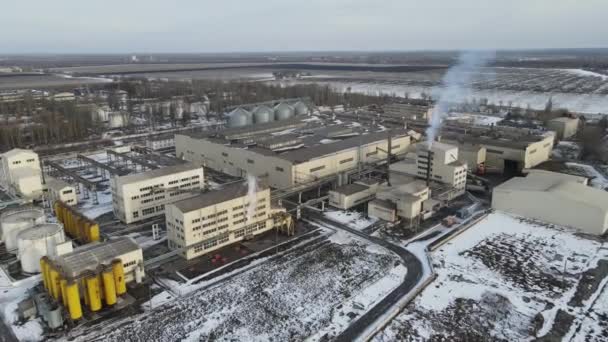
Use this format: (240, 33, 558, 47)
(252, 105, 274, 124)
(53, 201, 100, 244)
(0, 207, 46, 254)
(274, 102, 295, 121)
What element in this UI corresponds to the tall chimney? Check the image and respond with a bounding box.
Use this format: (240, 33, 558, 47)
(425, 149, 432, 186)
(386, 130, 392, 186)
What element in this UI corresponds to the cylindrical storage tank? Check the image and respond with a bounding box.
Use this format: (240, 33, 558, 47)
(293, 101, 310, 116)
(49, 266, 60, 299)
(102, 268, 117, 306)
(227, 108, 252, 128)
(40, 257, 49, 290)
(274, 103, 295, 121)
(112, 260, 127, 295)
(82, 278, 89, 307)
(86, 275, 102, 312)
(88, 223, 100, 243)
(60, 279, 69, 307)
(18, 224, 65, 274)
(64, 208, 73, 237)
(53, 202, 64, 224)
(66, 282, 83, 320)
(1, 209, 46, 253)
(253, 105, 274, 124)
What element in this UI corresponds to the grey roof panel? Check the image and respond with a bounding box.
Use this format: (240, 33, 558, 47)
(172, 181, 269, 213)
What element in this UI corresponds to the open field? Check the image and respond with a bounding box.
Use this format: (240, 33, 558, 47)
(375, 212, 608, 341)
(60, 228, 406, 342)
(0, 74, 111, 90)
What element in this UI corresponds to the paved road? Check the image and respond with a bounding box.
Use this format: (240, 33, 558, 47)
(305, 209, 423, 342)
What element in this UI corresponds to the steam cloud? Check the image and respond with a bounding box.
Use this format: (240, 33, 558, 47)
(425, 51, 495, 146)
(246, 174, 258, 222)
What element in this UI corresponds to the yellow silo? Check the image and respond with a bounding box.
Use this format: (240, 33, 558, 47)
(66, 282, 83, 320)
(102, 268, 117, 305)
(88, 223, 100, 243)
(81, 279, 89, 307)
(86, 275, 102, 312)
(60, 279, 68, 307)
(112, 260, 126, 295)
(39, 257, 49, 290)
(53, 201, 63, 223)
(49, 266, 60, 299)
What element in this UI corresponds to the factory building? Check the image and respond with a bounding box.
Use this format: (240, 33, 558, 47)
(442, 131, 554, 175)
(492, 170, 608, 235)
(369, 180, 431, 224)
(458, 145, 487, 174)
(0, 148, 43, 199)
(328, 179, 379, 210)
(165, 181, 292, 260)
(146, 135, 175, 151)
(40, 237, 144, 320)
(111, 163, 205, 224)
(176, 118, 411, 189)
(45, 176, 78, 206)
(415, 143, 468, 191)
(382, 103, 431, 120)
(547, 117, 579, 140)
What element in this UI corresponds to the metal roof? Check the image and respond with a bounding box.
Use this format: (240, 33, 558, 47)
(172, 181, 270, 213)
(116, 162, 202, 184)
(51, 237, 140, 280)
(332, 183, 369, 196)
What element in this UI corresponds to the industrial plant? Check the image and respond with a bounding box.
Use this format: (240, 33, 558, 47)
(0, 51, 607, 342)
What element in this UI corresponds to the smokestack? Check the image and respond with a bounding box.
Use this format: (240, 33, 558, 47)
(386, 130, 392, 187)
(425, 149, 432, 186)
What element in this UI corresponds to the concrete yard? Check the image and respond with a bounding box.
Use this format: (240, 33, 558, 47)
(374, 211, 608, 341)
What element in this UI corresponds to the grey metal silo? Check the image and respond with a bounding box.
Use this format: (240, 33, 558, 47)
(253, 105, 274, 124)
(228, 108, 252, 128)
(274, 102, 295, 121)
(293, 101, 310, 116)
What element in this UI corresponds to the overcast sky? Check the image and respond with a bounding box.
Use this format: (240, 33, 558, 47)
(3, 0, 607, 53)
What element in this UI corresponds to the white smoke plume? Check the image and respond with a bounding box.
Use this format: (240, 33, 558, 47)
(425, 51, 495, 146)
(246, 174, 258, 222)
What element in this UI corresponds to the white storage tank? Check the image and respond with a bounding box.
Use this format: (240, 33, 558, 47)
(1, 208, 46, 253)
(18, 224, 65, 274)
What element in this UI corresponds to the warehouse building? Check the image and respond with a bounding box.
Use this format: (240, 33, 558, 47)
(165, 181, 292, 260)
(492, 170, 608, 235)
(547, 117, 579, 140)
(328, 179, 379, 210)
(382, 103, 431, 120)
(369, 179, 431, 224)
(442, 131, 554, 175)
(176, 118, 411, 189)
(111, 163, 205, 224)
(45, 176, 78, 206)
(0, 148, 43, 199)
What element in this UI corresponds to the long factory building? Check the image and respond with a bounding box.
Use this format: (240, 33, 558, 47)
(166, 181, 292, 260)
(111, 162, 205, 224)
(176, 117, 412, 189)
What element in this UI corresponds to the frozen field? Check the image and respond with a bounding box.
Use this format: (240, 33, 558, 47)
(62, 228, 406, 342)
(271, 67, 608, 114)
(375, 212, 608, 341)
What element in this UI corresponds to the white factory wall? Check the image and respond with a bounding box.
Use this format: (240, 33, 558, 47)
(14, 170, 43, 198)
(176, 134, 410, 189)
(45, 178, 78, 206)
(176, 134, 294, 188)
(165, 188, 272, 260)
(119, 248, 145, 283)
(111, 167, 205, 224)
(547, 118, 579, 140)
(0, 149, 41, 196)
(492, 188, 608, 235)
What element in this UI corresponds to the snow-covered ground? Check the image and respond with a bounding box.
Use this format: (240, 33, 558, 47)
(376, 211, 608, 341)
(0, 276, 44, 342)
(552, 141, 582, 160)
(63, 227, 406, 342)
(445, 112, 504, 126)
(565, 162, 608, 190)
(324, 210, 378, 231)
